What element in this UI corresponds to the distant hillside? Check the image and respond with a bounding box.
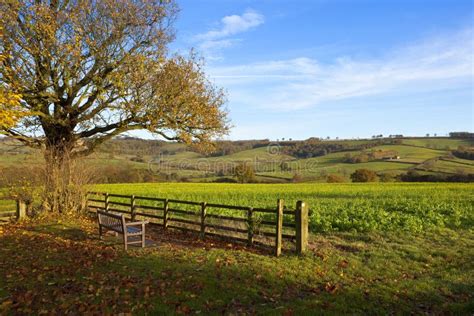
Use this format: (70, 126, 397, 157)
(0, 136, 473, 184)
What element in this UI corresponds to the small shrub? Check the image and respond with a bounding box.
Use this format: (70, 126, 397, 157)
(326, 174, 346, 183)
(234, 163, 256, 183)
(213, 177, 238, 183)
(379, 172, 397, 182)
(350, 169, 378, 182)
(292, 173, 304, 183)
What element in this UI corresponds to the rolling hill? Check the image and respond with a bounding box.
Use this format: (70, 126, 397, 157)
(0, 136, 473, 183)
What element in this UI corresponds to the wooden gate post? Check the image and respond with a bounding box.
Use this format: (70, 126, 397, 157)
(296, 201, 309, 254)
(82, 193, 88, 212)
(163, 199, 169, 229)
(104, 193, 110, 211)
(131, 195, 136, 221)
(275, 199, 284, 257)
(16, 200, 26, 220)
(247, 207, 254, 246)
(200, 202, 207, 239)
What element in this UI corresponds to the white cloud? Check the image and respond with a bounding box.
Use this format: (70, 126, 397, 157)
(199, 38, 241, 52)
(208, 28, 473, 111)
(194, 10, 264, 58)
(195, 10, 264, 41)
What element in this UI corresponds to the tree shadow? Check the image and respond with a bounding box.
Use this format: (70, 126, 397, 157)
(146, 225, 275, 255)
(1, 222, 472, 314)
(27, 223, 91, 241)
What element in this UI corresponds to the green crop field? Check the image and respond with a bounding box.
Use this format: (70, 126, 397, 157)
(94, 183, 474, 233)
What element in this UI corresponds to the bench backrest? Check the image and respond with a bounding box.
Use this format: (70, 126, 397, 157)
(97, 210, 125, 234)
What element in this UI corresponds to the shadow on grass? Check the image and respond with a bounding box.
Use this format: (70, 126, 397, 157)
(0, 221, 473, 314)
(27, 223, 91, 241)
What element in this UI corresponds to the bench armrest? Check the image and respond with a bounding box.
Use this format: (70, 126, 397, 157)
(126, 221, 149, 226)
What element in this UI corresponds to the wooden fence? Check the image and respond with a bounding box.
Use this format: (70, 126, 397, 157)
(87, 192, 309, 256)
(0, 199, 27, 223)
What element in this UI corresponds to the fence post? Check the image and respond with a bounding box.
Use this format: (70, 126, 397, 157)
(104, 193, 110, 211)
(131, 195, 136, 221)
(82, 192, 89, 212)
(163, 199, 169, 229)
(16, 200, 26, 220)
(200, 202, 207, 239)
(296, 201, 309, 254)
(275, 199, 284, 257)
(247, 207, 254, 246)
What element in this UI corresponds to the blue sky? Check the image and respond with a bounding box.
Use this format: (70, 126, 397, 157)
(168, 0, 473, 140)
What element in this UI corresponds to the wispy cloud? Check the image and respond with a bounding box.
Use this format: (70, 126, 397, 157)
(195, 10, 264, 41)
(194, 10, 264, 59)
(209, 28, 473, 110)
(199, 38, 241, 52)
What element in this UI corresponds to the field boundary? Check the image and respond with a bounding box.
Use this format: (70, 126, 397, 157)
(86, 192, 309, 256)
(439, 157, 474, 167)
(0, 198, 25, 223)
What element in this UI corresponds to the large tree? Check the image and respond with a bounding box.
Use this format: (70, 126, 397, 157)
(0, 0, 228, 211)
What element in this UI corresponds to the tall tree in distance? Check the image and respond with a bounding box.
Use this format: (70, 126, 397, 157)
(0, 0, 229, 212)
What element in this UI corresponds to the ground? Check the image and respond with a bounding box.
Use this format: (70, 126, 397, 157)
(1, 215, 473, 314)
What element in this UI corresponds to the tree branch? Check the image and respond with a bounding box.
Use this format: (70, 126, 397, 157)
(72, 123, 144, 157)
(77, 117, 137, 138)
(2, 129, 43, 148)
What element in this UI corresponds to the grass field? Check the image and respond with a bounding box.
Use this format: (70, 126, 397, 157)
(94, 183, 474, 233)
(1, 209, 473, 314)
(402, 138, 473, 150)
(1, 174, 473, 313)
(428, 159, 474, 174)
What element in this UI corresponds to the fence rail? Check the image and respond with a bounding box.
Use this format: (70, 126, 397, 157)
(0, 198, 27, 223)
(86, 191, 309, 256)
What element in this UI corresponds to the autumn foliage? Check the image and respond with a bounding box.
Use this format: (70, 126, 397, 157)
(350, 169, 378, 182)
(0, 27, 24, 129)
(0, 0, 228, 212)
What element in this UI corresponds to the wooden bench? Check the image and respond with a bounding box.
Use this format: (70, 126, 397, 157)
(97, 210, 148, 250)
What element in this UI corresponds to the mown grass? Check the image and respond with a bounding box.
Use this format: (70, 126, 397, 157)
(94, 183, 474, 233)
(373, 145, 446, 161)
(429, 158, 474, 174)
(1, 216, 473, 314)
(295, 144, 444, 166)
(402, 138, 473, 150)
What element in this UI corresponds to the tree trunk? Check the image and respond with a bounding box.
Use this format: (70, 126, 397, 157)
(42, 140, 89, 214)
(43, 142, 72, 213)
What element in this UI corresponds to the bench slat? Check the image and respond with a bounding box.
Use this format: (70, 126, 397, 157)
(127, 226, 142, 234)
